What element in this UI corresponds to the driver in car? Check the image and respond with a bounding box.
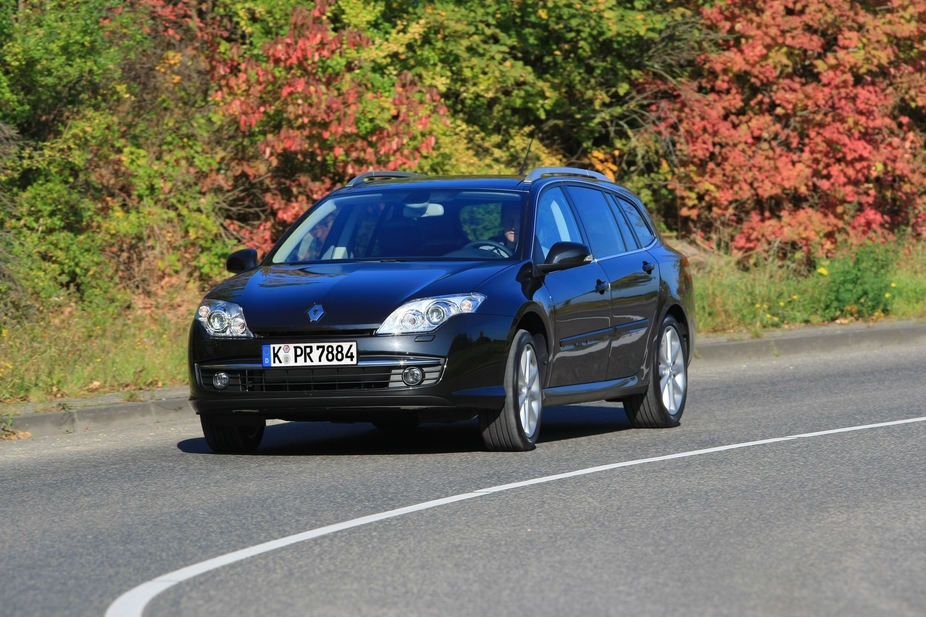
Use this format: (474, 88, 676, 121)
(491, 202, 520, 251)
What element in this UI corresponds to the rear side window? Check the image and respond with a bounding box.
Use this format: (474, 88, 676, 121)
(613, 195, 656, 247)
(604, 193, 638, 250)
(564, 185, 627, 258)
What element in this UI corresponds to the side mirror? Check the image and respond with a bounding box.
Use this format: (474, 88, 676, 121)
(536, 242, 592, 273)
(226, 248, 258, 273)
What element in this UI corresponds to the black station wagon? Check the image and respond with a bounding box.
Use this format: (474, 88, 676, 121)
(189, 167, 695, 452)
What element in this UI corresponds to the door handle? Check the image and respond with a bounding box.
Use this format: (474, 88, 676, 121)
(642, 261, 655, 274)
(595, 279, 609, 294)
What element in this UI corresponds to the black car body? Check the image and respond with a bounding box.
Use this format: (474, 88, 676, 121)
(189, 168, 695, 452)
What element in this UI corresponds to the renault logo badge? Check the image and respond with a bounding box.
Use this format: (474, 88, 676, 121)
(307, 304, 325, 322)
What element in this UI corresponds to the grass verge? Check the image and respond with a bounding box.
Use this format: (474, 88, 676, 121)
(0, 287, 198, 405)
(688, 237, 926, 335)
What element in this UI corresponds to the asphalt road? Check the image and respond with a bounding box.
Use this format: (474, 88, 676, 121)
(2, 343, 924, 617)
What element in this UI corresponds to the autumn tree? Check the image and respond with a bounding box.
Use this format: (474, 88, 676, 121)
(0, 0, 445, 313)
(212, 3, 444, 247)
(326, 0, 697, 178)
(141, 0, 446, 248)
(650, 0, 926, 258)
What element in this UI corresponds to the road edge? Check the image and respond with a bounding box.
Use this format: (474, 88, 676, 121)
(695, 318, 926, 362)
(7, 397, 192, 439)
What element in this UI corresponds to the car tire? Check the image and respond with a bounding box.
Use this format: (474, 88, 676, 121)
(479, 330, 545, 452)
(622, 315, 688, 428)
(200, 415, 265, 454)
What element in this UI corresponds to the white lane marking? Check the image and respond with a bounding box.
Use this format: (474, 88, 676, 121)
(106, 416, 926, 617)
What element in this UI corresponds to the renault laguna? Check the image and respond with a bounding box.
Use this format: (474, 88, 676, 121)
(188, 168, 695, 453)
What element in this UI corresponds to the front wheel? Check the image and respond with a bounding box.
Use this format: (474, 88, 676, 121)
(200, 415, 265, 454)
(622, 315, 688, 428)
(479, 330, 545, 451)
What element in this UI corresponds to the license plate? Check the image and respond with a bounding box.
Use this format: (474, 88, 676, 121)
(262, 342, 358, 368)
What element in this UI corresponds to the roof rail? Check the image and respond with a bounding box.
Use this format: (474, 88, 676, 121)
(523, 167, 611, 184)
(346, 171, 426, 187)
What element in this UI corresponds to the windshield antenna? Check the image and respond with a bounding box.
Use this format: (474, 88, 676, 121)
(517, 137, 534, 176)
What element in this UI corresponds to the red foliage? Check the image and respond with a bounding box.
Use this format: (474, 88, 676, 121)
(651, 0, 926, 256)
(216, 6, 442, 228)
(733, 208, 842, 257)
(848, 207, 895, 244)
(138, 0, 445, 249)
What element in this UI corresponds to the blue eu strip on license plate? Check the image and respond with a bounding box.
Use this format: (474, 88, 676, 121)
(261, 342, 357, 368)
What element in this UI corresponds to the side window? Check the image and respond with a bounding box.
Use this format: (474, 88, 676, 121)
(534, 186, 584, 261)
(564, 186, 627, 258)
(604, 193, 639, 250)
(614, 195, 656, 247)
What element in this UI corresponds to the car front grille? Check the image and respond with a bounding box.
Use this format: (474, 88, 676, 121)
(250, 328, 377, 338)
(197, 358, 444, 393)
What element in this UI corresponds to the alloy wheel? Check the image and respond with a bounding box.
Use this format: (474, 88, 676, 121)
(518, 344, 542, 438)
(658, 326, 686, 414)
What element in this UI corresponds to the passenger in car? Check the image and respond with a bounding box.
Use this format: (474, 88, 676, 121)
(296, 212, 336, 261)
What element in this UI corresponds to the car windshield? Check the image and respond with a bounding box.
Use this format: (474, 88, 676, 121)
(271, 189, 526, 263)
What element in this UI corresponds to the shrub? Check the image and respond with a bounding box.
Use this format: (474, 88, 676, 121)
(649, 0, 926, 253)
(819, 242, 897, 320)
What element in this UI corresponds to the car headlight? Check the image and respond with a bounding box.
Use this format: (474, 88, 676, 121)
(196, 300, 254, 338)
(376, 294, 486, 335)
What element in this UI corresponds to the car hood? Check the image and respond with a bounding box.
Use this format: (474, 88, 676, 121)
(207, 261, 514, 332)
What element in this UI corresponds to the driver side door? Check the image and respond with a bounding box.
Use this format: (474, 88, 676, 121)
(535, 186, 612, 387)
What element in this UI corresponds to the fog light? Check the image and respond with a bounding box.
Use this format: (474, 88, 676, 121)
(213, 372, 229, 390)
(402, 366, 424, 386)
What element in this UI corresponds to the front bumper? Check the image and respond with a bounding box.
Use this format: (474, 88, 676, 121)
(188, 313, 512, 422)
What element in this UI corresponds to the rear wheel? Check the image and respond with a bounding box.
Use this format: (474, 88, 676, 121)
(479, 330, 545, 451)
(622, 315, 688, 428)
(200, 415, 265, 454)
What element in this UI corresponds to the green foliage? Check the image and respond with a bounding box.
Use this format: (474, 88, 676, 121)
(0, 0, 148, 137)
(0, 2, 13, 46)
(693, 248, 815, 335)
(336, 0, 694, 164)
(889, 251, 926, 318)
(215, 0, 306, 51)
(692, 238, 925, 334)
(1, 0, 240, 309)
(11, 179, 126, 310)
(416, 120, 564, 176)
(819, 243, 898, 321)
